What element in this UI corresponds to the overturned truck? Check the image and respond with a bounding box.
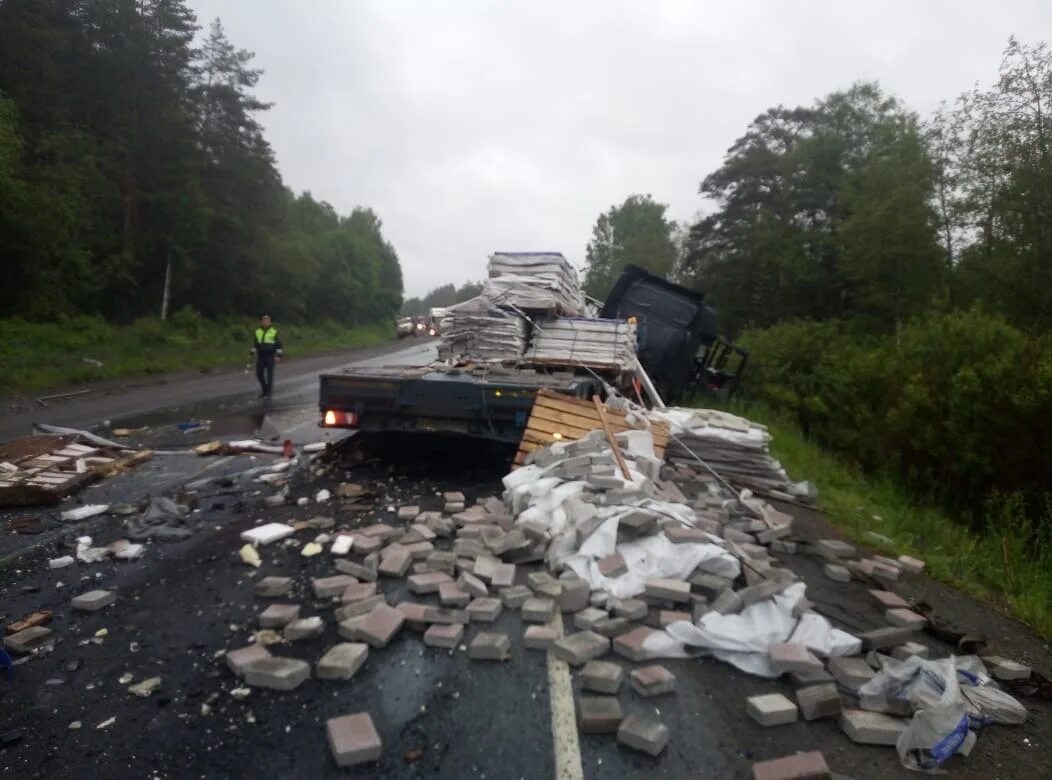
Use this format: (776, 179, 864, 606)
(318, 255, 746, 446)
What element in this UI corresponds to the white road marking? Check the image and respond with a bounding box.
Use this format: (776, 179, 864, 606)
(547, 612, 585, 780)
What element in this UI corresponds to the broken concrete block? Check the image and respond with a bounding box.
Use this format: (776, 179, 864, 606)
(823, 563, 851, 583)
(255, 577, 293, 598)
(616, 713, 668, 756)
(611, 598, 648, 620)
(552, 631, 610, 666)
(751, 751, 830, 780)
(629, 664, 676, 696)
(897, 555, 925, 575)
(378, 547, 411, 577)
(424, 623, 464, 649)
(259, 603, 300, 629)
(579, 695, 624, 733)
(573, 607, 609, 630)
(839, 709, 907, 745)
(522, 597, 556, 623)
(457, 571, 488, 598)
(860, 625, 917, 650)
(597, 552, 628, 578)
(499, 584, 532, 608)
(226, 644, 272, 676)
(334, 594, 386, 622)
(524, 624, 559, 649)
(313, 575, 356, 599)
(747, 693, 799, 726)
(466, 597, 503, 623)
(885, 608, 927, 630)
(284, 616, 324, 641)
(982, 655, 1032, 681)
(795, 682, 842, 720)
(71, 590, 116, 612)
(816, 538, 856, 560)
(559, 577, 590, 612)
(581, 660, 624, 694)
(644, 578, 691, 604)
(242, 657, 311, 691)
(828, 656, 876, 691)
(408, 572, 452, 595)
(341, 582, 379, 604)
(439, 581, 471, 608)
(342, 604, 404, 648)
(613, 626, 657, 662)
(316, 643, 368, 680)
(327, 712, 381, 767)
(769, 643, 823, 675)
(469, 631, 510, 661)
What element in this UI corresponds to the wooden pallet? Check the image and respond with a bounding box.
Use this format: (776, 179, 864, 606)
(513, 388, 668, 467)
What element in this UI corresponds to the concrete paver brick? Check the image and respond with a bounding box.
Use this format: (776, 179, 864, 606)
(499, 584, 533, 608)
(378, 547, 411, 577)
(490, 563, 516, 588)
(616, 713, 669, 756)
(343, 604, 405, 648)
(711, 589, 744, 615)
(457, 572, 489, 598)
(312, 574, 357, 599)
(983, 655, 1032, 681)
(860, 625, 917, 650)
(408, 572, 452, 595)
(552, 631, 610, 666)
(868, 589, 910, 610)
(644, 578, 691, 603)
(335, 559, 377, 582)
(598, 552, 628, 578)
(611, 598, 648, 620)
(747, 693, 799, 726)
(535, 581, 563, 600)
(4, 626, 54, 654)
(823, 564, 851, 583)
(839, 709, 908, 745)
(439, 581, 471, 608)
(226, 644, 272, 676)
(658, 610, 691, 628)
(828, 656, 876, 691)
(242, 656, 311, 691)
(316, 643, 368, 680)
(795, 683, 842, 720)
(769, 642, 823, 675)
(397, 505, 420, 521)
(581, 660, 624, 694)
(424, 623, 464, 649)
(613, 626, 658, 662)
(524, 624, 559, 649)
(559, 577, 591, 612)
(885, 608, 927, 630)
(630, 664, 677, 696)
(327, 712, 382, 767)
(394, 602, 430, 630)
(283, 616, 324, 641)
(573, 607, 609, 630)
(403, 541, 434, 560)
(592, 617, 633, 637)
(259, 603, 300, 628)
(469, 631, 511, 661)
(341, 582, 379, 604)
(522, 597, 557, 623)
(71, 590, 116, 612)
(897, 555, 925, 574)
(254, 577, 293, 597)
(689, 572, 734, 601)
(334, 594, 386, 622)
(791, 668, 835, 688)
(466, 597, 503, 622)
(751, 751, 831, 780)
(579, 695, 624, 733)
(527, 571, 555, 590)
(816, 539, 856, 560)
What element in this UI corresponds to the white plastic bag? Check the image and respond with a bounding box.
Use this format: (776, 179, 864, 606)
(896, 657, 971, 773)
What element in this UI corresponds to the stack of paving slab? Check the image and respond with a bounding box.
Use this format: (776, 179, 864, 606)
(482, 252, 585, 315)
(525, 317, 637, 370)
(436, 296, 529, 362)
(656, 407, 816, 503)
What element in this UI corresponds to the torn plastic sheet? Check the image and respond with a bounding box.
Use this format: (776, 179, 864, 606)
(33, 424, 133, 451)
(635, 583, 860, 677)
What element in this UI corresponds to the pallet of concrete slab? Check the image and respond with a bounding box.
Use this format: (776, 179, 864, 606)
(513, 388, 669, 467)
(0, 435, 152, 507)
(524, 317, 637, 372)
(483, 252, 585, 315)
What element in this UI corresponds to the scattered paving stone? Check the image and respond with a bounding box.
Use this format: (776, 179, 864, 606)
(407, 572, 452, 595)
(868, 589, 911, 610)
(327, 712, 382, 767)
(559, 577, 591, 612)
(330, 535, 353, 556)
(552, 631, 610, 666)
(711, 589, 743, 615)
(795, 683, 842, 720)
(689, 572, 733, 601)
(617, 713, 668, 757)
(345, 605, 405, 649)
(522, 597, 556, 623)
(469, 631, 511, 661)
(284, 617, 324, 641)
(770, 540, 798, 555)
(611, 598, 648, 620)
(747, 693, 799, 726)
(885, 608, 927, 630)
(769, 642, 824, 675)
(573, 607, 609, 630)
(823, 564, 851, 583)
(5, 626, 55, 655)
(240, 522, 294, 545)
(860, 625, 917, 650)
(457, 572, 488, 598)
(439, 582, 471, 608)
(397, 505, 420, 521)
(828, 656, 876, 691)
(630, 664, 677, 696)
(644, 578, 691, 603)
(535, 580, 563, 600)
(334, 594, 386, 622)
(226, 644, 272, 676)
(71, 590, 116, 612)
(312, 575, 356, 599)
(791, 668, 835, 688)
(378, 547, 411, 577)
(466, 598, 503, 622)
(242, 657, 311, 691)
(316, 643, 368, 680)
(658, 610, 691, 628)
(897, 555, 925, 575)
(527, 571, 555, 590)
(840, 709, 908, 745)
(816, 539, 856, 560)
(597, 552, 628, 578)
(891, 642, 930, 662)
(424, 623, 464, 649)
(499, 584, 533, 608)
(335, 559, 378, 582)
(983, 655, 1032, 681)
(524, 625, 558, 650)
(259, 603, 300, 629)
(592, 617, 633, 638)
(581, 660, 624, 694)
(613, 626, 657, 662)
(491, 563, 516, 588)
(341, 582, 379, 604)
(751, 750, 831, 780)
(579, 695, 624, 733)
(128, 677, 161, 697)
(254, 577, 293, 598)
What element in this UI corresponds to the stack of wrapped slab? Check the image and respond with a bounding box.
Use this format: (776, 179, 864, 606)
(483, 252, 585, 315)
(437, 296, 528, 362)
(654, 408, 815, 502)
(526, 318, 637, 370)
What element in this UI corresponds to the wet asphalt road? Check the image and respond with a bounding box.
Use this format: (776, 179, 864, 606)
(0, 340, 1049, 779)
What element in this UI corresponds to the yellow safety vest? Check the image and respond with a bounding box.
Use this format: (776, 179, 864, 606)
(255, 327, 279, 345)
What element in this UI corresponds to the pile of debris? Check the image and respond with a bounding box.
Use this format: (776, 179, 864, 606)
(525, 317, 637, 370)
(482, 251, 585, 315)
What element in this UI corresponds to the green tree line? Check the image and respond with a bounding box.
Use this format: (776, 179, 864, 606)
(0, 1, 403, 326)
(401, 281, 483, 317)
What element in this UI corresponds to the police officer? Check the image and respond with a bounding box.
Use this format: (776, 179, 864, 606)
(252, 314, 283, 398)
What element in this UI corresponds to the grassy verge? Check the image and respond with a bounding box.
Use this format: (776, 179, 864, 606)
(729, 403, 1052, 639)
(0, 310, 393, 396)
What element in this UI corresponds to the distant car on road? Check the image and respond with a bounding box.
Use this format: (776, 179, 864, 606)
(396, 316, 415, 338)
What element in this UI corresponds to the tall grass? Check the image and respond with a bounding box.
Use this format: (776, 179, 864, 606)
(0, 309, 392, 395)
(739, 404, 1052, 639)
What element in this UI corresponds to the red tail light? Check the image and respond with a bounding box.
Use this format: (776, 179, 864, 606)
(322, 410, 358, 428)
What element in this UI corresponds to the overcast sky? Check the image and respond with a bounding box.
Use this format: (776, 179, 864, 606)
(190, 1, 1048, 297)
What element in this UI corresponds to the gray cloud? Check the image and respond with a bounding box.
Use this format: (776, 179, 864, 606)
(189, 0, 1051, 295)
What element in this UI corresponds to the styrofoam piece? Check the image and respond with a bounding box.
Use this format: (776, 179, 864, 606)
(240, 522, 295, 546)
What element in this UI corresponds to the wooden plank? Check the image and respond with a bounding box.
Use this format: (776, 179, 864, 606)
(593, 395, 631, 479)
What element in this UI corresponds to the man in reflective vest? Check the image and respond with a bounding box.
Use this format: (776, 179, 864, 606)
(252, 314, 283, 398)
